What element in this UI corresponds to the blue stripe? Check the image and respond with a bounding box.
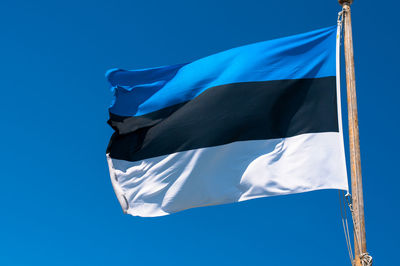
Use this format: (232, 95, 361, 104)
(107, 26, 337, 117)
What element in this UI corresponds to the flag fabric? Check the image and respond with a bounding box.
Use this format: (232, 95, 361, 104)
(106, 25, 348, 217)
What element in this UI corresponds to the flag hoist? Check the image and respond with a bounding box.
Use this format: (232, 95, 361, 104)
(104, 1, 371, 264)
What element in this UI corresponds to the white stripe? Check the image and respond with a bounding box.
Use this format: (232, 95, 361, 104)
(107, 132, 348, 217)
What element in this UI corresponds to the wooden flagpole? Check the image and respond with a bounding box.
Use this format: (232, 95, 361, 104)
(338, 1, 369, 265)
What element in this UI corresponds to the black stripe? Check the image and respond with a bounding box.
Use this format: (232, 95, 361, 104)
(107, 77, 338, 162)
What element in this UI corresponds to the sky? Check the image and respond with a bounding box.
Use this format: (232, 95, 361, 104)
(1, 0, 399, 265)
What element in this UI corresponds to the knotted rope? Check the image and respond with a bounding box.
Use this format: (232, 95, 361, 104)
(360, 252, 373, 266)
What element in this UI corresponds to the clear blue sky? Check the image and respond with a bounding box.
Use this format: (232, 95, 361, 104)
(1, 1, 398, 265)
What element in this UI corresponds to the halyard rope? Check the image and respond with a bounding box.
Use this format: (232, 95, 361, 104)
(346, 193, 373, 265)
(339, 191, 354, 263)
(337, 11, 355, 264)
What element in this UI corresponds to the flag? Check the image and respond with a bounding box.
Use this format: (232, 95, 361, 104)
(106, 25, 348, 217)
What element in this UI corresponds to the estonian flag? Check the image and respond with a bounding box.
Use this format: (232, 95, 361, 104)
(106, 25, 348, 217)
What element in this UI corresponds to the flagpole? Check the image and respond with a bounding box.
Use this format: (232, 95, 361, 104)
(338, 1, 369, 265)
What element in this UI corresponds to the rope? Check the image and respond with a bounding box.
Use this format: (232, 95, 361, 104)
(345, 193, 362, 254)
(337, 10, 344, 27)
(360, 252, 373, 266)
(339, 191, 354, 263)
(337, 11, 356, 264)
(345, 193, 373, 266)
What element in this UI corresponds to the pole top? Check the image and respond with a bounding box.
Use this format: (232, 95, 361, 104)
(339, 0, 353, 5)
